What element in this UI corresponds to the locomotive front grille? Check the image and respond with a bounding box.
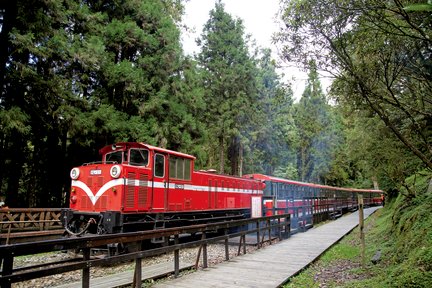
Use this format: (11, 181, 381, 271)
(95, 196, 107, 209)
(81, 196, 89, 209)
(125, 172, 136, 209)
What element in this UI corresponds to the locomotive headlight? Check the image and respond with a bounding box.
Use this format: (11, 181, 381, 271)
(70, 195, 77, 204)
(70, 168, 80, 180)
(110, 165, 121, 178)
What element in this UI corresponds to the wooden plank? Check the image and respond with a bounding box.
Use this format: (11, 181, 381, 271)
(153, 207, 380, 288)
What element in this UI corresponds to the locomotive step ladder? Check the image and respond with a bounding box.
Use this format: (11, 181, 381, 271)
(151, 215, 166, 244)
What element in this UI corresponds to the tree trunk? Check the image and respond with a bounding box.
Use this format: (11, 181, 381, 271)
(0, 133, 5, 193)
(300, 145, 307, 182)
(0, 2, 17, 94)
(229, 137, 239, 176)
(372, 176, 379, 190)
(219, 136, 224, 174)
(6, 132, 25, 207)
(238, 142, 243, 177)
(427, 179, 432, 194)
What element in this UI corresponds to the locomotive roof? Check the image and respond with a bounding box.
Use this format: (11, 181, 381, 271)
(99, 142, 196, 160)
(244, 173, 383, 194)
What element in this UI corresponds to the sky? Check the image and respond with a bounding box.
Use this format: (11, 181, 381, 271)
(180, 0, 316, 100)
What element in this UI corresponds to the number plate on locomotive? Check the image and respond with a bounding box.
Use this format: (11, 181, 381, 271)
(90, 169, 102, 175)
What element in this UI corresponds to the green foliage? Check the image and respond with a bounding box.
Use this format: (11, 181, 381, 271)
(0, 107, 31, 135)
(197, 1, 258, 174)
(293, 64, 340, 183)
(3, 0, 424, 207)
(404, 0, 432, 12)
(244, 48, 297, 176)
(0, 0, 207, 206)
(385, 191, 432, 287)
(319, 243, 359, 263)
(278, 0, 432, 173)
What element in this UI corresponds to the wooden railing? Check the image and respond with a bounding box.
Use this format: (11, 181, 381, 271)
(0, 208, 64, 245)
(0, 208, 63, 233)
(0, 213, 291, 288)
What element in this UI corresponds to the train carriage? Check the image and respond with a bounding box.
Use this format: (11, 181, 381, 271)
(243, 174, 383, 229)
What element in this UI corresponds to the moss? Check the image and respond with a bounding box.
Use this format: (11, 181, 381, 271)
(283, 267, 319, 288)
(390, 269, 432, 288)
(319, 243, 359, 263)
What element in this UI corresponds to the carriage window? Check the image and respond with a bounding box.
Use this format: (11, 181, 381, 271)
(169, 156, 191, 180)
(106, 151, 123, 163)
(129, 149, 149, 166)
(154, 154, 165, 177)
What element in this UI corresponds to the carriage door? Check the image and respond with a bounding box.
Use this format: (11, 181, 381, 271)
(208, 179, 217, 208)
(152, 153, 168, 210)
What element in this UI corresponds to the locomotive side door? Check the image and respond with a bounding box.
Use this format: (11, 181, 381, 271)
(208, 179, 215, 208)
(152, 153, 168, 210)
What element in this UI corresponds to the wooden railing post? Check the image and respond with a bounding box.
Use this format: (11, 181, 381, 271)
(202, 232, 208, 269)
(82, 248, 90, 288)
(174, 234, 180, 277)
(256, 221, 260, 249)
(224, 228, 229, 260)
(278, 218, 282, 240)
(1, 254, 13, 288)
(358, 194, 365, 269)
(268, 219, 272, 243)
(133, 258, 142, 288)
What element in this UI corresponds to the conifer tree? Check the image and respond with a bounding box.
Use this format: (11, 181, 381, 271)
(0, 0, 202, 206)
(245, 49, 297, 176)
(197, 1, 257, 174)
(294, 64, 338, 183)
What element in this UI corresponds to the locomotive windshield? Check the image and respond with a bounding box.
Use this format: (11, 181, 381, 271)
(129, 149, 149, 166)
(105, 151, 123, 163)
(105, 149, 149, 166)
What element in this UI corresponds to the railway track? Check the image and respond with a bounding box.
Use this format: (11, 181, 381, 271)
(0, 213, 291, 288)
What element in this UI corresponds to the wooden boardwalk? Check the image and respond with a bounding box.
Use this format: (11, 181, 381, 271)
(54, 261, 194, 288)
(153, 207, 381, 288)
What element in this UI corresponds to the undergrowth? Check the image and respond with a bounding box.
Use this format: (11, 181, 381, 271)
(284, 177, 432, 287)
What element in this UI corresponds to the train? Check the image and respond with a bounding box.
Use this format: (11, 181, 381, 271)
(62, 142, 383, 236)
(62, 142, 265, 236)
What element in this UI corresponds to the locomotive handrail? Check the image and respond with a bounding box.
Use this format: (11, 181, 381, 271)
(0, 213, 290, 288)
(82, 161, 117, 165)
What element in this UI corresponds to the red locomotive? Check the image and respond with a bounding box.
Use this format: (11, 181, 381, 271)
(62, 142, 264, 235)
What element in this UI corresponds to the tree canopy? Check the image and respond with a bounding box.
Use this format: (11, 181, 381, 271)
(1, 0, 425, 207)
(277, 0, 432, 174)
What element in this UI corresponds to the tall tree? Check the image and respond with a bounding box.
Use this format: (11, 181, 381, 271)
(197, 1, 257, 175)
(293, 64, 338, 183)
(244, 48, 297, 176)
(0, 0, 201, 207)
(277, 0, 432, 173)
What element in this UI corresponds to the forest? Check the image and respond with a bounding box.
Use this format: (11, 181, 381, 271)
(0, 0, 430, 208)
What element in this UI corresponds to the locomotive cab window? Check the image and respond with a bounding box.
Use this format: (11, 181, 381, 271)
(154, 154, 165, 177)
(169, 156, 191, 180)
(129, 149, 149, 166)
(105, 151, 123, 164)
